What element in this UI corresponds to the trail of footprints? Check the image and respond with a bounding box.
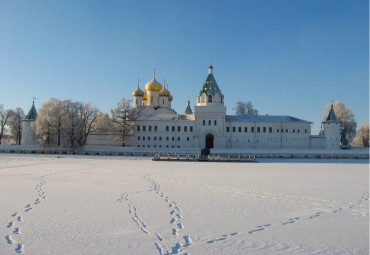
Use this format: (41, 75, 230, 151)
(4, 175, 48, 253)
(118, 176, 192, 255)
(146, 176, 193, 255)
(206, 191, 369, 245)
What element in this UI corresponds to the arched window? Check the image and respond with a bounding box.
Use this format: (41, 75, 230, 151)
(208, 94, 212, 102)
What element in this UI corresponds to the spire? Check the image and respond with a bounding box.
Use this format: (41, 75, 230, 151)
(25, 99, 38, 121)
(208, 59, 213, 74)
(184, 99, 193, 114)
(137, 79, 140, 89)
(325, 103, 339, 122)
(153, 68, 156, 79)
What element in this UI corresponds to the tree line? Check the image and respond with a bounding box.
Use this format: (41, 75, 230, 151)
(0, 97, 138, 148)
(0, 99, 369, 147)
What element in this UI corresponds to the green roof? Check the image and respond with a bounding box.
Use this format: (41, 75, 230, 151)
(199, 73, 223, 96)
(24, 102, 37, 120)
(325, 105, 338, 122)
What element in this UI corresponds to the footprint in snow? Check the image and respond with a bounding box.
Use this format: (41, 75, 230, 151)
(183, 235, 193, 246)
(15, 243, 25, 253)
(283, 217, 300, 225)
(5, 235, 14, 244)
(155, 233, 164, 241)
(309, 212, 324, 219)
(7, 222, 14, 228)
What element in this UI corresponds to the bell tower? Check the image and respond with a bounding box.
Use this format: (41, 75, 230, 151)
(194, 62, 226, 149)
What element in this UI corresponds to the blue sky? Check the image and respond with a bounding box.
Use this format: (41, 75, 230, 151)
(0, 0, 368, 134)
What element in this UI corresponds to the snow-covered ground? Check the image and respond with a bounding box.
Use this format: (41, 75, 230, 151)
(0, 154, 368, 255)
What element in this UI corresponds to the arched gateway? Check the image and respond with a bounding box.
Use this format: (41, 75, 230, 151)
(205, 134, 214, 149)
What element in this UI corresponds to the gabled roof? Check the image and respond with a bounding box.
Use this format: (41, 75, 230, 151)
(325, 105, 339, 122)
(226, 115, 311, 123)
(24, 102, 38, 120)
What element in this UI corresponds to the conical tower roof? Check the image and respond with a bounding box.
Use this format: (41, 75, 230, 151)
(25, 101, 37, 121)
(183, 99, 193, 114)
(199, 62, 223, 96)
(325, 104, 339, 122)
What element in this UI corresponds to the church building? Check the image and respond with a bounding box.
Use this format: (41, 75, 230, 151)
(128, 63, 341, 150)
(21, 63, 341, 150)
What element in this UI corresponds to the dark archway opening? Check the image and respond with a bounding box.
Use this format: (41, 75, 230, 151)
(205, 134, 214, 150)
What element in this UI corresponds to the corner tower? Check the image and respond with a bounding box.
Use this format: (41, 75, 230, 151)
(21, 99, 38, 145)
(322, 103, 341, 149)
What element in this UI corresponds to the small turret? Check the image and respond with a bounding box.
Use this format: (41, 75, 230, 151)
(132, 79, 144, 107)
(183, 99, 193, 115)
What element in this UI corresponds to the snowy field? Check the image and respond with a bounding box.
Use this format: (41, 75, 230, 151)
(0, 154, 368, 255)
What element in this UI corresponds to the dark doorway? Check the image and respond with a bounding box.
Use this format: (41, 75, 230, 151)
(205, 134, 214, 149)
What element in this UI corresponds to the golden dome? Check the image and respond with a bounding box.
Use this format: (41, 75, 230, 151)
(159, 85, 170, 97)
(168, 95, 173, 101)
(132, 84, 144, 97)
(145, 71, 162, 92)
(143, 93, 148, 100)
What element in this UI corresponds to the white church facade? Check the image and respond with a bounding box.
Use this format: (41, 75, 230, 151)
(21, 63, 342, 151)
(126, 64, 341, 150)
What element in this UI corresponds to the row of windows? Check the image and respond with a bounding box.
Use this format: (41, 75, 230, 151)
(229, 138, 307, 143)
(203, 120, 217, 126)
(166, 126, 194, 132)
(229, 138, 309, 143)
(226, 126, 308, 134)
(137, 125, 194, 132)
(138, 136, 191, 142)
(138, 145, 181, 148)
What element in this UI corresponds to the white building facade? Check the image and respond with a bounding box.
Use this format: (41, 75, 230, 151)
(129, 64, 341, 150)
(21, 64, 341, 151)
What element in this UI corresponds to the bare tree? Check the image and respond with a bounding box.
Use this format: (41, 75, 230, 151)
(75, 102, 98, 147)
(0, 104, 13, 144)
(234, 101, 258, 116)
(35, 98, 66, 147)
(8, 107, 25, 145)
(91, 111, 114, 133)
(322, 101, 357, 145)
(111, 98, 140, 147)
(352, 123, 369, 147)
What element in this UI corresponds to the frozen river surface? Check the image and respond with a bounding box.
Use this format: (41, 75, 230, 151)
(0, 154, 368, 255)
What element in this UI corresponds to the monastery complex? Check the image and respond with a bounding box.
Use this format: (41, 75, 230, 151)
(21, 63, 342, 151)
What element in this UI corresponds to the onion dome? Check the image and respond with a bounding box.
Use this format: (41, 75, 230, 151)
(159, 81, 171, 97)
(168, 95, 173, 101)
(132, 80, 144, 97)
(143, 92, 148, 101)
(145, 70, 163, 92)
